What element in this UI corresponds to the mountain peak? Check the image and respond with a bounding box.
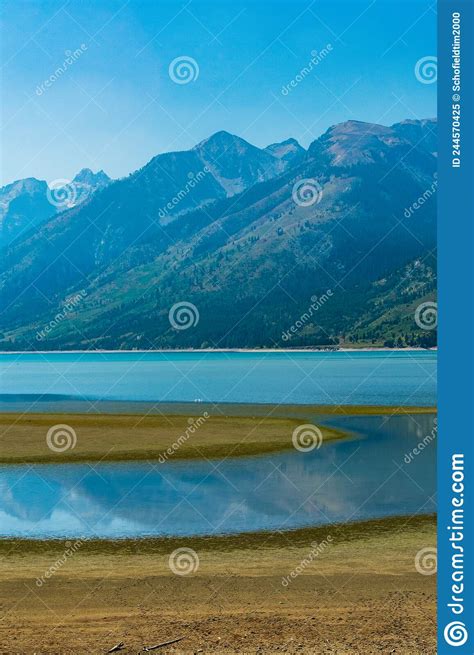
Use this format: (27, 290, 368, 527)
(391, 118, 437, 157)
(191, 130, 285, 196)
(392, 118, 437, 128)
(326, 120, 390, 137)
(1, 177, 47, 195)
(73, 168, 110, 186)
(309, 118, 437, 166)
(264, 138, 305, 166)
(193, 130, 251, 153)
(279, 137, 301, 147)
(0, 177, 52, 249)
(208, 130, 236, 141)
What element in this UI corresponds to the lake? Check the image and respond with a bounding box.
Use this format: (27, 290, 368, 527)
(0, 350, 436, 407)
(0, 414, 436, 539)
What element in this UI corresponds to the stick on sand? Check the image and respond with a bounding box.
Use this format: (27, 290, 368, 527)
(143, 636, 186, 651)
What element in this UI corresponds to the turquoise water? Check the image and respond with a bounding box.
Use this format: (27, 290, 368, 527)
(0, 350, 436, 406)
(0, 414, 436, 539)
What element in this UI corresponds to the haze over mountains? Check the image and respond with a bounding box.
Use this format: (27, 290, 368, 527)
(0, 169, 110, 249)
(0, 118, 437, 351)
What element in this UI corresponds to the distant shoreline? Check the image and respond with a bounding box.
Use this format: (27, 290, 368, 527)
(0, 347, 437, 355)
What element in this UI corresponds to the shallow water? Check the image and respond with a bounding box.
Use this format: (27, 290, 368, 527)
(0, 350, 436, 406)
(0, 414, 436, 539)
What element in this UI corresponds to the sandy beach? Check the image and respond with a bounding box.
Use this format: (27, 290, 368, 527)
(0, 404, 435, 464)
(0, 514, 436, 654)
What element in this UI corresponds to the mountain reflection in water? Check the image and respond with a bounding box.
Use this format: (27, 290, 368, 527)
(0, 414, 436, 538)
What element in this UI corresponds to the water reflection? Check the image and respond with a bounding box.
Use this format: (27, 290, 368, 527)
(0, 414, 436, 538)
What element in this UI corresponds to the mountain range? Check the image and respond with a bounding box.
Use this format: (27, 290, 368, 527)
(0, 118, 437, 351)
(0, 169, 110, 249)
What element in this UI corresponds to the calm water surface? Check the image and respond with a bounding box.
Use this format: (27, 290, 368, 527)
(0, 350, 436, 406)
(0, 414, 436, 539)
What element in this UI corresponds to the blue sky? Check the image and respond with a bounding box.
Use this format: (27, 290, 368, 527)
(1, 0, 437, 185)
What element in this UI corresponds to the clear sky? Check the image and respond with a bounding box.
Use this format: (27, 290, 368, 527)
(1, 0, 437, 186)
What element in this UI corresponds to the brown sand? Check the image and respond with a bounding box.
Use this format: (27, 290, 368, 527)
(0, 515, 436, 654)
(0, 405, 435, 464)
